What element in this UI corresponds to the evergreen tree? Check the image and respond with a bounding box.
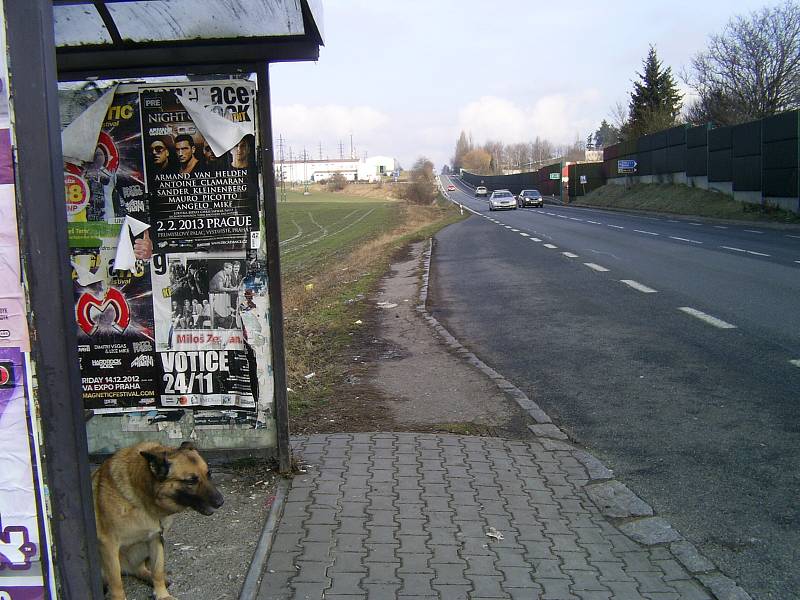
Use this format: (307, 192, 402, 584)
(594, 120, 620, 147)
(625, 46, 682, 139)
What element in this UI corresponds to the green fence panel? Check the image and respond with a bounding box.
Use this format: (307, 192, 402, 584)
(666, 144, 686, 173)
(733, 120, 761, 157)
(637, 149, 653, 175)
(637, 134, 653, 153)
(709, 126, 733, 151)
(708, 149, 732, 181)
(667, 125, 687, 147)
(763, 138, 799, 169)
(686, 124, 709, 149)
(762, 110, 800, 143)
(763, 167, 798, 197)
(733, 155, 761, 191)
(651, 130, 668, 150)
(686, 147, 707, 176)
(652, 147, 668, 174)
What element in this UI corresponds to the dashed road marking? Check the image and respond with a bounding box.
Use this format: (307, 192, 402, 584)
(786, 234, 800, 239)
(744, 229, 764, 234)
(587, 220, 602, 224)
(557, 215, 569, 219)
(689, 223, 702, 226)
(584, 263, 610, 272)
(669, 236, 703, 244)
(621, 280, 658, 293)
(790, 359, 800, 368)
(608, 225, 625, 229)
(562, 252, 579, 258)
(510, 228, 519, 232)
(678, 307, 737, 329)
(714, 225, 728, 229)
(504, 225, 513, 229)
(721, 246, 770, 257)
(634, 230, 660, 236)
(543, 243, 558, 249)
(569, 217, 583, 221)
(519, 232, 530, 237)
(530, 237, 542, 242)
(668, 219, 679, 223)
(546, 212, 556, 216)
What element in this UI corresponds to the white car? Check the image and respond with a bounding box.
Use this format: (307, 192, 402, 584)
(475, 186, 488, 197)
(488, 189, 517, 211)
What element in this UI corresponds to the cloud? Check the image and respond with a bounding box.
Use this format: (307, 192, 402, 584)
(272, 104, 389, 149)
(457, 91, 604, 145)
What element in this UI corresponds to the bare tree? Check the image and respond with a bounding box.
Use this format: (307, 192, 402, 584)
(610, 100, 630, 136)
(686, 0, 800, 125)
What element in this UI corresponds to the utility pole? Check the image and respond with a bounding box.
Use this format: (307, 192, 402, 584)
(350, 134, 354, 159)
(318, 142, 323, 160)
(278, 134, 286, 202)
(303, 147, 309, 194)
(338, 140, 344, 159)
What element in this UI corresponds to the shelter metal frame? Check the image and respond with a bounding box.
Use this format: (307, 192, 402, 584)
(5, 1, 321, 597)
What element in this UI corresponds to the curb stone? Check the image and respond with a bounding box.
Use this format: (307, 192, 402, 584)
(416, 236, 753, 600)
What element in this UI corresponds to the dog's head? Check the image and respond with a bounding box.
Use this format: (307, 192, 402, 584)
(141, 441, 224, 516)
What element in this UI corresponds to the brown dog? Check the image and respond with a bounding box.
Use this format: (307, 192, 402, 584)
(92, 441, 224, 600)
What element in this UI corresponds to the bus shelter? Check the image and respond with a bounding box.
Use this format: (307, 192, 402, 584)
(1, 1, 323, 597)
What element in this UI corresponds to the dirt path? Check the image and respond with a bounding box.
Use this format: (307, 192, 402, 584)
(290, 240, 533, 437)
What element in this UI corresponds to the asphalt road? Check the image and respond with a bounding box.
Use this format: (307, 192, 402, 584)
(432, 176, 800, 599)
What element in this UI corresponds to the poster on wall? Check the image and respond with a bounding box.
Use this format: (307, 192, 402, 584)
(70, 235, 158, 411)
(139, 82, 258, 253)
(61, 80, 266, 412)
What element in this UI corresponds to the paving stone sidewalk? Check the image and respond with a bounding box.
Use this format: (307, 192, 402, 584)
(254, 432, 739, 600)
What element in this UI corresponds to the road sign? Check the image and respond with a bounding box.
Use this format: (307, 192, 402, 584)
(617, 159, 637, 174)
(549, 172, 560, 180)
(579, 175, 587, 184)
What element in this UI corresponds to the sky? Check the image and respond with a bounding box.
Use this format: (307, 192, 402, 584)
(270, 0, 774, 170)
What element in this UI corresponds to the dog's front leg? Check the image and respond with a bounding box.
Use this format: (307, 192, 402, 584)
(98, 537, 126, 600)
(148, 534, 176, 600)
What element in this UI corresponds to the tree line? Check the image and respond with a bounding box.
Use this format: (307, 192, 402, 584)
(452, 0, 800, 175)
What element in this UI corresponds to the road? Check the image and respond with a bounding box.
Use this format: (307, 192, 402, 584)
(432, 175, 800, 599)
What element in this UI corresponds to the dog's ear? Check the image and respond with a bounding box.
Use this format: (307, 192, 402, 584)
(179, 441, 196, 451)
(140, 450, 171, 481)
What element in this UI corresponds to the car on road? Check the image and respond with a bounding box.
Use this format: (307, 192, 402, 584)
(447, 184, 456, 191)
(518, 189, 544, 208)
(475, 186, 488, 197)
(488, 189, 517, 211)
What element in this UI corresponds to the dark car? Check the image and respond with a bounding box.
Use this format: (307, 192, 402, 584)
(518, 189, 544, 207)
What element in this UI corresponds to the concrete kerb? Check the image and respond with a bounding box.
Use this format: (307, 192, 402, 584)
(238, 478, 290, 600)
(416, 237, 753, 600)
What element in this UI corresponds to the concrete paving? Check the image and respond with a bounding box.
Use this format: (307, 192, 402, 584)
(255, 433, 746, 600)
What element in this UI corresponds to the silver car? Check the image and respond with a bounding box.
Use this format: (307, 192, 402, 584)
(488, 189, 517, 211)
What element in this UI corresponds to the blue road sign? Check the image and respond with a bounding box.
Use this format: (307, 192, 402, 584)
(617, 159, 637, 174)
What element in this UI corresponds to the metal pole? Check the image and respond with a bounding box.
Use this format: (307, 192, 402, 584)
(255, 63, 292, 474)
(5, 1, 103, 597)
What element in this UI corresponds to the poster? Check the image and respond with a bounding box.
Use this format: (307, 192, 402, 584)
(71, 237, 158, 411)
(0, 349, 47, 599)
(140, 83, 258, 253)
(60, 80, 266, 412)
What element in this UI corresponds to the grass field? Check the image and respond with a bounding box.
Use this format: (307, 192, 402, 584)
(579, 183, 800, 223)
(277, 190, 400, 279)
(276, 189, 465, 416)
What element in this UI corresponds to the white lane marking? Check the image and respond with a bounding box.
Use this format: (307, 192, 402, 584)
(744, 229, 764, 234)
(608, 225, 625, 229)
(795, 260, 800, 264)
(569, 217, 583, 221)
(557, 215, 569, 219)
(669, 236, 703, 244)
(584, 263, 609, 272)
(562, 252, 579, 258)
(504, 226, 512, 229)
(790, 359, 800, 368)
(787, 234, 800, 239)
(714, 225, 728, 229)
(543, 243, 558, 249)
(634, 230, 660, 236)
(689, 223, 702, 226)
(668, 219, 680, 223)
(519, 232, 530, 237)
(721, 246, 770, 257)
(620, 280, 658, 293)
(546, 212, 556, 216)
(587, 220, 602, 224)
(510, 228, 520, 232)
(678, 307, 737, 329)
(530, 237, 542, 242)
